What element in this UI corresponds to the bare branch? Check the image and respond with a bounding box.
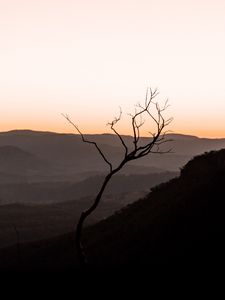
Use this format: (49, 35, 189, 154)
(107, 107, 128, 157)
(130, 88, 160, 150)
(127, 90, 173, 159)
(62, 114, 112, 172)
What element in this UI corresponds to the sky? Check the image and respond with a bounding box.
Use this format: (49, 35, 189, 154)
(0, 0, 225, 137)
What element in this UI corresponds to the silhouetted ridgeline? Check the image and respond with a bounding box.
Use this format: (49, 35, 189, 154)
(1, 149, 225, 270)
(84, 148, 225, 266)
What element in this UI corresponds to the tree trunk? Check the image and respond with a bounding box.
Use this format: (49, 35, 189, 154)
(75, 173, 113, 266)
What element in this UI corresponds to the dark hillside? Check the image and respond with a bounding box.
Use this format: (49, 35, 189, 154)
(84, 149, 225, 266)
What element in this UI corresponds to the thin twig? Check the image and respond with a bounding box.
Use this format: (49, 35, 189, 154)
(62, 114, 113, 172)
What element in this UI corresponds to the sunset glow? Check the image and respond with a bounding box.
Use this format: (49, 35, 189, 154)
(1, 0, 225, 137)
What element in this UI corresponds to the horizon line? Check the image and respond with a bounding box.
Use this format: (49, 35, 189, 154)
(0, 128, 225, 140)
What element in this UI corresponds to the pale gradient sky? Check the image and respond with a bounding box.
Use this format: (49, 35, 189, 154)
(0, 0, 225, 137)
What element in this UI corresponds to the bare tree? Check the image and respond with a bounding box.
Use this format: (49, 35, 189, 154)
(63, 88, 173, 266)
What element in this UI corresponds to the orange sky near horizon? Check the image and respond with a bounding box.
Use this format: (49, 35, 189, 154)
(0, 0, 225, 138)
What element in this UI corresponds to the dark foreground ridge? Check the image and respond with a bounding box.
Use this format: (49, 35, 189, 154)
(84, 148, 225, 267)
(1, 149, 225, 271)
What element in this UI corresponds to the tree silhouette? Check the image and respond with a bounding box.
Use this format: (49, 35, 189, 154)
(63, 88, 173, 266)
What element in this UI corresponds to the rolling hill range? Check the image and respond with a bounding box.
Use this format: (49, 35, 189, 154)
(0, 130, 225, 179)
(0, 171, 176, 248)
(0, 172, 177, 205)
(1, 148, 225, 270)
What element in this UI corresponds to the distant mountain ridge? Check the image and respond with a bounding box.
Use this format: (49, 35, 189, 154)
(0, 130, 225, 176)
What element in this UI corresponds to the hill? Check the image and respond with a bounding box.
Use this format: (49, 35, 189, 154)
(0, 145, 46, 174)
(0, 171, 176, 248)
(0, 130, 225, 177)
(1, 149, 225, 270)
(84, 148, 225, 266)
(0, 171, 176, 205)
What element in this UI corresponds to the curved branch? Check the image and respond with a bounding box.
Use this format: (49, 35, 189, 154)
(62, 114, 112, 172)
(107, 107, 128, 157)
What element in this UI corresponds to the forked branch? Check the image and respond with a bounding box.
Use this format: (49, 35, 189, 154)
(62, 114, 113, 172)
